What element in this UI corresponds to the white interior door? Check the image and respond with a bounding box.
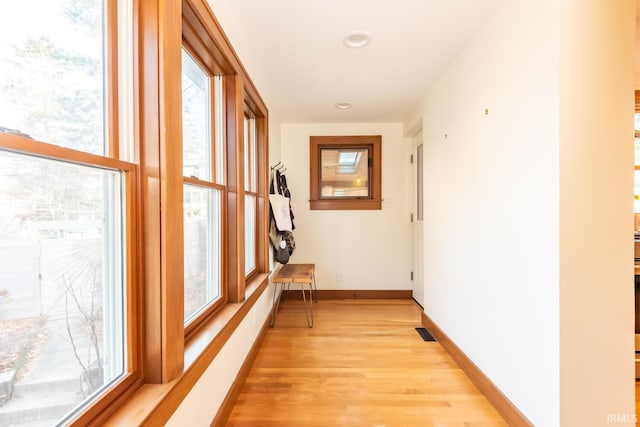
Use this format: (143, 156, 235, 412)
(412, 133, 424, 307)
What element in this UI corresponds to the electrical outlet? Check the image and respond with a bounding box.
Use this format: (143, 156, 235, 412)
(336, 273, 343, 282)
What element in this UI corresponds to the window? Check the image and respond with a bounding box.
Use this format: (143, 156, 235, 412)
(0, 1, 106, 155)
(310, 135, 382, 210)
(0, 0, 136, 424)
(181, 47, 225, 325)
(182, 49, 211, 181)
(180, 0, 268, 315)
(321, 147, 370, 197)
(0, 152, 128, 423)
(0, 0, 271, 421)
(244, 115, 257, 276)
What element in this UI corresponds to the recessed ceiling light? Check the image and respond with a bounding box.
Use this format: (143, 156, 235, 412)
(343, 31, 371, 48)
(335, 102, 353, 110)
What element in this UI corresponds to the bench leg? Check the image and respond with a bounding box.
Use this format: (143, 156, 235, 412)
(312, 273, 318, 303)
(301, 283, 313, 328)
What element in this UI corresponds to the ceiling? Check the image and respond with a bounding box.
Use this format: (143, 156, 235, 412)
(207, 0, 502, 123)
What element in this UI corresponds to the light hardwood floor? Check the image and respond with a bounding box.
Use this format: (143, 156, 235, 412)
(636, 381, 639, 426)
(226, 299, 508, 426)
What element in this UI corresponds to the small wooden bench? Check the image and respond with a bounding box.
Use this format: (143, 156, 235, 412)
(270, 263, 317, 328)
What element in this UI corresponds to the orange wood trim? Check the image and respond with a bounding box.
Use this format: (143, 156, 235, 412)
(635, 90, 640, 113)
(137, 0, 185, 384)
(309, 135, 382, 211)
(158, 0, 185, 382)
(210, 308, 271, 427)
(309, 199, 382, 211)
(257, 115, 269, 273)
(245, 192, 257, 279)
(183, 176, 225, 189)
(243, 92, 266, 119)
(226, 74, 246, 303)
(181, 0, 234, 75)
(220, 185, 229, 305)
(124, 167, 141, 375)
(372, 136, 382, 202)
(107, 0, 120, 160)
(226, 189, 240, 300)
(421, 312, 533, 427)
(138, 0, 162, 384)
(210, 73, 217, 183)
(181, 19, 228, 77)
(182, 0, 267, 114)
(309, 137, 320, 202)
(80, 378, 144, 426)
(129, 0, 145, 394)
(247, 115, 254, 192)
(0, 134, 134, 172)
(131, 0, 141, 165)
(184, 297, 226, 339)
(281, 289, 412, 300)
(257, 195, 267, 272)
(104, 274, 269, 426)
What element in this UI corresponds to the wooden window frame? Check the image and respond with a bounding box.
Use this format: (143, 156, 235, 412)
(310, 135, 382, 210)
(180, 43, 229, 338)
(179, 0, 269, 320)
(0, 0, 271, 423)
(0, 94, 141, 427)
(243, 110, 259, 281)
(0, 137, 142, 426)
(0, 0, 144, 423)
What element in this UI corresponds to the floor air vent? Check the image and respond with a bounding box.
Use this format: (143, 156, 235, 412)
(415, 327, 436, 342)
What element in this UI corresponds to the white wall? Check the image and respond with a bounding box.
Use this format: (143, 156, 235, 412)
(559, 0, 635, 425)
(413, 1, 560, 425)
(280, 123, 412, 292)
(409, 0, 636, 425)
(268, 111, 282, 166)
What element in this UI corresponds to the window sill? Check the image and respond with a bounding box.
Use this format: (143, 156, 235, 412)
(104, 273, 270, 425)
(309, 198, 382, 210)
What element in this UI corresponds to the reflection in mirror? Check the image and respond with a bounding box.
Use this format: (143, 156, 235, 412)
(320, 147, 370, 198)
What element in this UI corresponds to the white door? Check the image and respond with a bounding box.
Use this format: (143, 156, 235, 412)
(412, 133, 425, 307)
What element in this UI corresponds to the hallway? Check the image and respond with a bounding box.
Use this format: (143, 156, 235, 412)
(225, 299, 507, 426)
